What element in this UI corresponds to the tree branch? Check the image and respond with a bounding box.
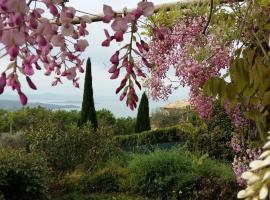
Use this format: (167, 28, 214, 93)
(63, 0, 244, 25)
(202, 0, 214, 34)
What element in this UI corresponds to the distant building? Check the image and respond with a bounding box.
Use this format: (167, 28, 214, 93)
(162, 99, 190, 110)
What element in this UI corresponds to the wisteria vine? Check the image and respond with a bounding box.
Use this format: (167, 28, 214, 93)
(0, 0, 93, 105)
(142, 16, 231, 120)
(101, 1, 163, 110)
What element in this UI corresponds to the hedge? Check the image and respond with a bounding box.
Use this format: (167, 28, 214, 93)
(0, 149, 50, 200)
(114, 123, 198, 147)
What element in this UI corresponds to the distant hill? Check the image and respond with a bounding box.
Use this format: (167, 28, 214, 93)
(0, 100, 79, 110)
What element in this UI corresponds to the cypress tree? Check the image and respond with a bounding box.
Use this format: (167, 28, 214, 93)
(135, 92, 151, 133)
(78, 58, 98, 130)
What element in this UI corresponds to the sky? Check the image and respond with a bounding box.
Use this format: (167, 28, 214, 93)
(2, 0, 189, 116)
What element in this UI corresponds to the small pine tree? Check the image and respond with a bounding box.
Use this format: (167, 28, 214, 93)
(135, 92, 151, 133)
(78, 58, 98, 130)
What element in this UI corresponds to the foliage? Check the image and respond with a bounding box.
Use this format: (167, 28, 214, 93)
(80, 165, 129, 193)
(185, 127, 234, 161)
(52, 167, 87, 195)
(0, 132, 26, 149)
(114, 123, 196, 147)
(79, 58, 98, 130)
(26, 122, 95, 171)
(0, 149, 50, 200)
(83, 127, 118, 171)
(114, 117, 136, 135)
(151, 107, 198, 129)
(135, 92, 151, 133)
(96, 109, 116, 128)
(128, 148, 237, 200)
(51, 110, 80, 127)
(0, 107, 80, 133)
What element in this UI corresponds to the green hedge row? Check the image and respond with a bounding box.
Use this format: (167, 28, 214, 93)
(114, 123, 234, 161)
(114, 123, 198, 147)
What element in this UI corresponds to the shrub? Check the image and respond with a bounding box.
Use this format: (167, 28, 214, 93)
(0, 149, 50, 200)
(151, 108, 199, 129)
(83, 127, 119, 171)
(128, 148, 237, 200)
(185, 126, 234, 161)
(0, 132, 26, 149)
(80, 165, 129, 193)
(27, 121, 118, 171)
(114, 117, 136, 135)
(96, 109, 116, 128)
(52, 167, 87, 195)
(114, 123, 197, 147)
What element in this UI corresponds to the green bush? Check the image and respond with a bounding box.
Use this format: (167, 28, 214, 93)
(27, 122, 118, 171)
(81, 165, 129, 193)
(83, 127, 119, 171)
(52, 167, 87, 195)
(0, 132, 26, 149)
(128, 149, 237, 200)
(96, 109, 116, 128)
(114, 123, 197, 147)
(185, 126, 234, 161)
(26, 122, 93, 171)
(114, 117, 136, 135)
(115, 122, 234, 162)
(0, 149, 50, 200)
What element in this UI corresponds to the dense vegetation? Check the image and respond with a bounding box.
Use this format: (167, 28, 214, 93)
(0, 103, 239, 200)
(1, 0, 268, 198)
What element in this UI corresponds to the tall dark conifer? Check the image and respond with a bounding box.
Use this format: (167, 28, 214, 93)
(135, 92, 151, 133)
(78, 58, 98, 130)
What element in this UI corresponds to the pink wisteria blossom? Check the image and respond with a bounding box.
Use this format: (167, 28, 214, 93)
(102, 1, 155, 110)
(0, 0, 90, 104)
(142, 16, 231, 120)
(231, 135, 262, 186)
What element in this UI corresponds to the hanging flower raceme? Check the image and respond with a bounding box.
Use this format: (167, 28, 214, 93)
(142, 16, 231, 120)
(101, 1, 158, 110)
(231, 135, 262, 187)
(237, 132, 270, 200)
(0, 0, 91, 104)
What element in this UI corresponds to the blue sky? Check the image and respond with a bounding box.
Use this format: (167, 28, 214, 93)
(2, 0, 189, 116)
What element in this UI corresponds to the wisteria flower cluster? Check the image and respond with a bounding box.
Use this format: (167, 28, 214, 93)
(224, 102, 249, 130)
(0, 0, 91, 105)
(237, 132, 270, 199)
(101, 1, 164, 110)
(231, 135, 262, 186)
(142, 16, 231, 120)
